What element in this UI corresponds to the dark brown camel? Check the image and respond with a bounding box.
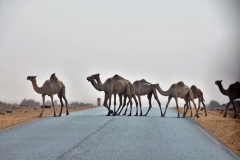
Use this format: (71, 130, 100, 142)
(215, 80, 240, 118)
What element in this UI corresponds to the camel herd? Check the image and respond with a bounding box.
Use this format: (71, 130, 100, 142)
(27, 73, 240, 119)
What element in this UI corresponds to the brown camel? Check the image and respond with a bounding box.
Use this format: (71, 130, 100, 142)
(119, 79, 163, 116)
(87, 74, 133, 116)
(215, 80, 240, 118)
(92, 73, 139, 116)
(152, 81, 199, 118)
(183, 85, 207, 117)
(27, 73, 69, 117)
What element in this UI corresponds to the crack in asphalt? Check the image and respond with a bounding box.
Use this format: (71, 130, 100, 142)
(57, 116, 115, 159)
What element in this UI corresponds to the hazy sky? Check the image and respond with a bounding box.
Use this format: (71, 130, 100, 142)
(0, 0, 240, 106)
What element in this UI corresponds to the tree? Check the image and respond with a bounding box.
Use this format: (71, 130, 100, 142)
(208, 100, 220, 109)
(20, 99, 40, 107)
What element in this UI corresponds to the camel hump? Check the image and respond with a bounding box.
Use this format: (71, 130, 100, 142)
(234, 82, 240, 86)
(171, 81, 185, 88)
(50, 73, 59, 81)
(191, 85, 197, 90)
(177, 81, 185, 86)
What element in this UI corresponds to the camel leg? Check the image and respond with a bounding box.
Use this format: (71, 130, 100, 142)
(223, 101, 231, 118)
(50, 95, 56, 117)
(191, 100, 199, 118)
(112, 94, 117, 116)
(137, 95, 143, 116)
(63, 96, 69, 115)
(174, 97, 180, 118)
(58, 94, 63, 116)
(201, 101, 207, 116)
(133, 95, 138, 116)
(39, 94, 46, 118)
(127, 96, 133, 116)
(231, 100, 237, 118)
(183, 103, 187, 117)
(153, 89, 163, 117)
(182, 102, 188, 118)
(116, 94, 123, 115)
(103, 93, 113, 116)
(163, 96, 172, 117)
(122, 95, 128, 115)
(144, 93, 153, 116)
(189, 102, 193, 117)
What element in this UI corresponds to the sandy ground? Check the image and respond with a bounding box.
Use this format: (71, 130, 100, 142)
(1, 103, 240, 156)
(175, 107, 240, 155)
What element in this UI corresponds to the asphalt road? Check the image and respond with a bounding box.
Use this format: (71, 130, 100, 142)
(0, 107, 239, 160)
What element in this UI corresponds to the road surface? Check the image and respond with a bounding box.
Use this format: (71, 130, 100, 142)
(0, 107, 239, 160)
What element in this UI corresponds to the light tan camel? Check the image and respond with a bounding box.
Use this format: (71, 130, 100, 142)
(27, 73, 69, 117)
(152, 81, 199, 118)
(119, 79, 163, 116)
(92, 74, 139, 116)
(215, 80, 240, 118)
(183, 85, 207, 117)
(87, 74, 133, 116)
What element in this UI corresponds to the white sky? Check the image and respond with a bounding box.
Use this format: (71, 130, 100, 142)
(0, 0, 239, 106)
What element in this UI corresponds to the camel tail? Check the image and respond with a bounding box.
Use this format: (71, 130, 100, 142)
(202, 96, 205, 102)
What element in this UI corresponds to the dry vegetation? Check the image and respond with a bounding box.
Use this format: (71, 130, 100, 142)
(176, 107, 240, 155)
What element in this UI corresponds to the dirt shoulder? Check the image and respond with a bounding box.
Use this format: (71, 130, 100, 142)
(0, 103, 98, 131)
(175, 107, 240, 155)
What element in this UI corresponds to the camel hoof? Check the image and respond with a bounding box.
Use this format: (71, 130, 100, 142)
(128, 114, 131, 116)
(109, 110, 113, 114)
(38, 115, 42, 118)
(58, 115, 61, 117)
(112, 114, 116, 116)
(181, 116, 185, 118)
(134, 114, 138, 116)
(106, 114, 110, 116)
(66, 112, 69, 115)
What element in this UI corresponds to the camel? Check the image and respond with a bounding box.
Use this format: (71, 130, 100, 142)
(87, 74, 133, 116)
(152, 82, 199, 118)
(92, 73, 139, 116)
(27, 73, 69, 117)
(119, 79, 163, 117)
(183, 85, 207, 117)
(215, 80, 240, 118)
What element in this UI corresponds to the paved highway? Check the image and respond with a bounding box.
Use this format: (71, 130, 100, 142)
(0, 107, 239, 160)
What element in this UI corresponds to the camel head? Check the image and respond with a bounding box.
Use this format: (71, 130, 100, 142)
(92, 73, 100, 79)
(215, 80, 222, 85)
(27, 76, 37, 81)
(87, 76, 94, 82)
(150, 83, 159, 89)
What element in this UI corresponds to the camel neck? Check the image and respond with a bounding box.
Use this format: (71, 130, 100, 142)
(90, 80, 102, 91)
(31, 80, 43, 94)
(96, 77, 102, 85)
(156, 85, 171, 96)
(217, 83, 229, 96)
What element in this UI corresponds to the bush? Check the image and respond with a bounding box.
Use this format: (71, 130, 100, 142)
(20, 99, 40, 107)
(208, 100, 220, 109)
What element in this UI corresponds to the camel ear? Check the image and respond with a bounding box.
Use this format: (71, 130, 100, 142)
(220, 80, 222, 82)
(34, 76, 37, 78)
